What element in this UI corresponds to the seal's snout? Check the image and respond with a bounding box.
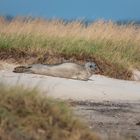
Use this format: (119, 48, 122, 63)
(85, 62, 99, 72)
(85, 62, 101, 74)
(89, 63, 97, 69)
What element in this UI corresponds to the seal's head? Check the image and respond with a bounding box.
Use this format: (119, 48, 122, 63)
(85, 62, 99, 73)
(13, 65, 32, 73)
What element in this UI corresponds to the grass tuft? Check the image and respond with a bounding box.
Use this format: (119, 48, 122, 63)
(0, 84, 99, 140)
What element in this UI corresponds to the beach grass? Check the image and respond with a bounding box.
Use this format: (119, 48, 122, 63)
(0, 17, 140, 79)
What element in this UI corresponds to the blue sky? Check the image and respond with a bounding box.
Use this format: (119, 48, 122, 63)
(0, 0, 140, 20)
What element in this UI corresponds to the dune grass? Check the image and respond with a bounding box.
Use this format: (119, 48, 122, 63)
(0, 84, 99, 140)
(0, 17, 140, 79)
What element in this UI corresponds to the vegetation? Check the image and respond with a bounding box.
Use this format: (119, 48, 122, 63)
(0, 16, 140, 79)
(0, 84, 99, 140)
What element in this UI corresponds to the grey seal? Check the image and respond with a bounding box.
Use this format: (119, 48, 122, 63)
(13, 62, 98, 81)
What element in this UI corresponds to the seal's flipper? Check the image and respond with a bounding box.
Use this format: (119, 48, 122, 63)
(13, 65, 32, 73)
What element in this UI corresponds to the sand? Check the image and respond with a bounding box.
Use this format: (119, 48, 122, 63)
(0, 68, 140, 102)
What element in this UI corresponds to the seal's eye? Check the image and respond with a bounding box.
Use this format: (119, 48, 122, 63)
(89, 64, 98, 71)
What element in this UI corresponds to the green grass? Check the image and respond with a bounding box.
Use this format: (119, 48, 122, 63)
(0, 84, 99, 140)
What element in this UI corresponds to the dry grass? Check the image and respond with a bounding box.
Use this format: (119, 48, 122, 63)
(0, 84, 99, 140)
(0, 16, 140, 79)
(0, 17, 140, 43)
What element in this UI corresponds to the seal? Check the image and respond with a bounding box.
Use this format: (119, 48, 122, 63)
(13, 62, 98, 80)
